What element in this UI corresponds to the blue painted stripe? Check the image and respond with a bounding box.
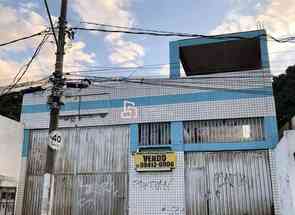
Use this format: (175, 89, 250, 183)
(22, 129, 30, 157)
(169, 42, 180, 79)
(131, 144, 183, 153)
(260, 33, 270, 69)
(22, 87, 273, 114)
(172, 30, 266, 47)
(264, 116, 279, 148)
(183, 141, 271, 152)
(130, 124, 139, 152)
(169, 30, 269, 78)
(171, 121, 183, 145)
(132, 141, 272, 152)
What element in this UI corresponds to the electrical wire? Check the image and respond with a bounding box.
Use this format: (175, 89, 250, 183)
(1, 34, 49, 96)
(65, 75, 272, 95)
(43, 0, 58, 47)
(0, 30, 48, 47)
(61, 54, 295, 72)
(122, 79, 272, 95)
(63, 64, 276, 78)
(72, 23, 295, 43)
(81, 22, 203, 36)
(72, 26, 267, 40)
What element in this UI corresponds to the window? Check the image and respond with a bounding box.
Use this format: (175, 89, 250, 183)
(139, 122, 171, 146)
(183, 117, 264, 144)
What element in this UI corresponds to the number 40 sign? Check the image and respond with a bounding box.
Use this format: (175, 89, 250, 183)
(49, 130, 63, 150)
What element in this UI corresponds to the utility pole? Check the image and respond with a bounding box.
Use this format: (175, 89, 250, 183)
(44, 0, 68, 214)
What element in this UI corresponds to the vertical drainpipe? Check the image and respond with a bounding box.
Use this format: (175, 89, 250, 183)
(169, 41, 181, 79)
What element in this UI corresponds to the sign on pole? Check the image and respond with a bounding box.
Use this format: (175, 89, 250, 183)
(48, 130, 63, 150)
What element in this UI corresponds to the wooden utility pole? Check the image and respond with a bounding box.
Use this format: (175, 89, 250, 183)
(45, 0, 68, 214)
(46, 0, 67, 171)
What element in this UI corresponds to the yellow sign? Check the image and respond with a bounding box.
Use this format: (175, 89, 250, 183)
(133, 151, 176, 172)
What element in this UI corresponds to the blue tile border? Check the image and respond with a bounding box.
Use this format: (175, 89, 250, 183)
(22, 129, 30, 157)
(130, 124, 138, 152)
(171, 121, 183, 146)
(169, 30, 269, 78)
(22, 87, 273, 114)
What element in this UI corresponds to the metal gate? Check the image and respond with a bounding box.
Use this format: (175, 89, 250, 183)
(0, 187, 15, 215)
(22, 125, 129, 215)
(185, 151, 274, 215)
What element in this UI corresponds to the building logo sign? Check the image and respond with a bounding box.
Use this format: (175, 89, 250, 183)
(133, 151, 176, 172)
(120, 100, 138, 119)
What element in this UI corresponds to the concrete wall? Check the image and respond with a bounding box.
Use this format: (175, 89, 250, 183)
(274, 130, 295, 215)
(0, 115, 23, 187)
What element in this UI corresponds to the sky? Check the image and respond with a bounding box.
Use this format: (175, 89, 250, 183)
(0, 0, 295, 86)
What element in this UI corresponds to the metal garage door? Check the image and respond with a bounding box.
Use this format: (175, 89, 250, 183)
(22, 125, 129, 215)
(185, 151, 274, 215)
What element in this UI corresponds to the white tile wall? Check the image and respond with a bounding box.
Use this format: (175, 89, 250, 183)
(128, 152, 185, 215)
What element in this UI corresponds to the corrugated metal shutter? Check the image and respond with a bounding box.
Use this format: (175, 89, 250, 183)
(23, 125, 129, 215)
(139, 122, 171, 145)
(185, 153, 209, 215)
(185, 151, 274, 215)
(184, 117, 264, 144)
(22, 176, 44, 215)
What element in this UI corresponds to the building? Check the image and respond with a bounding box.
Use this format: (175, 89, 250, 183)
(0, 115, 23, 215)
(274, 130, 295, 215)
(18, 30, 282, 215)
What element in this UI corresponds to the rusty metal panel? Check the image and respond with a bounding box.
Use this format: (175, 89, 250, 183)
(76, 173, 128, 215)
(52, 175, 75, 215)
(22, 176, 44, 215)
(77, 126, 129, 173)
(24, 125, 129, 215)
(54, 128, 79, 174)
(28, 128, 80, 175)
(185, 151, 274, 215)
(185, 153, 208, 215)
(27, 130, 48, 175)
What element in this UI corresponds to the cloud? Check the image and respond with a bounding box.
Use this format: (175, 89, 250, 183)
(210, 0, 295, 75)
(0, 59, 20, 85)
(106, 35, 144, 66)
(159, 64, 170, 77)
(0, 4, 96, 87)
(64, 41, 96, 65)
(72, 0, 145, 67)
(0, 5, 46, 53)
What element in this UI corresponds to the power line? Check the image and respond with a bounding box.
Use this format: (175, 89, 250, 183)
(63, 62, 283, 76)
(65, 68, 273, 83)
(72, 24, 295, 43)
(1, 34, 49, 96)
(43, 0, 59, 47)
(123, 79, 272, 95)
(66, 75, 272, 95)
(81, 22, 201, 35)
(72, 26, 266, 40)
(0, 76, 51, 92)
(0, 30, 48, 47)
(4, 34, 49, 95)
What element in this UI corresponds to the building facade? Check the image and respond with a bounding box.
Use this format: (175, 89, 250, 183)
(18, 30, 281, 215)
(274, 130, 295, 215)
(0, 115, 23, 215)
